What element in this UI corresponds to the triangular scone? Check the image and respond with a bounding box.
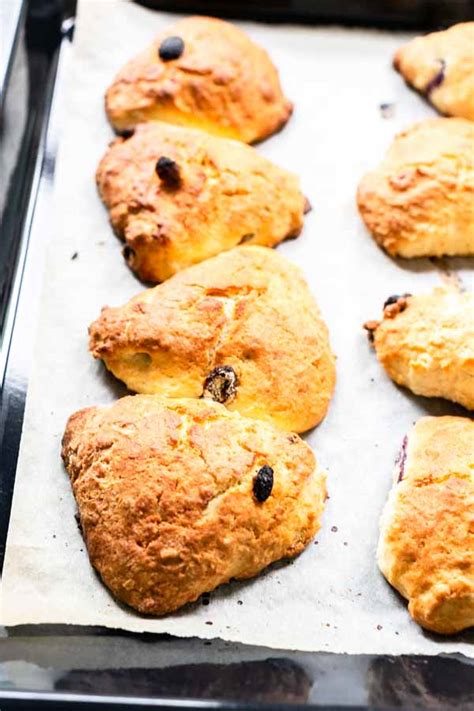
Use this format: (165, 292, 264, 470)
(89, 246, 336, 433)
(105, 15, 292, 143)
(378, 416, 474, 634)
(96, 122, 306, 282)
(364, 289, 474, 411)
(394, 22, 474, 121)
(62, 396, 326, 616)
(357, 118, 474, 258)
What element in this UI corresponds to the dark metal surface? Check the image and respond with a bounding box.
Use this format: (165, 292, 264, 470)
(0, 1, 473, 708)
(136, 0, 474, 28)
(0, 0, 66, 379)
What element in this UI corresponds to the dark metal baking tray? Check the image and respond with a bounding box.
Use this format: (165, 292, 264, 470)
(0, 1, 473, 708)
(137, 0, 474, 29)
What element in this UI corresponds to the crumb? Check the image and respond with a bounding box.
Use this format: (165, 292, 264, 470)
(377, 624, 383, 630)
(379, 102, 395, 118)
(314, 540, 319, 545)
(202, 599, 210, 606)
(395, 631, 399, 635)
(71, 252, 78, 260)
(205, 621, 213, 626)
(237, 600, 243, 605)
(331, 526, 338, 533)
(343, 542, 348, 546)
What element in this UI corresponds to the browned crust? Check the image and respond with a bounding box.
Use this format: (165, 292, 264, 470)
(378, 416, 474, 634)
(88, 246, 336, 433)
(62, 395, 326, 616)
(393, 22, 474, 121)
(357, 118, 474, 258)
(96, 122, 306, 282)
(105, 15, 293, 143)
(365, 289, 474, 411)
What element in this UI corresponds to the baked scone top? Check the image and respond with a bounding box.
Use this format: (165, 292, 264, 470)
(96, 122, 306, 282)
(62, 395, 326, 616)
(89, 246, 336, 433)
(357, 117, 474, 258)
(378, 416, 474, 634)
(105, 16, 292, 143)
(364, 289, 474, 411)
(394, 22, 474, 120)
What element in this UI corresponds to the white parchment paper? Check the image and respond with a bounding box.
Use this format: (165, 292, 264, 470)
(1, 0, 473, 655)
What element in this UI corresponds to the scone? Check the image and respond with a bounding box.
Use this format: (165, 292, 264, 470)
(357, 118, 474, 257)
(105, 15, 292, 143)
(364, 289, 474, 411)
(61, 395, 326, 616)
(394, 22, 474, 121)
(96, 122, 306, 282)
(89, 246, 336, 433)
(378, 416, 474, 634)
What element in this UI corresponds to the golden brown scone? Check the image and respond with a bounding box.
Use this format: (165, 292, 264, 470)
(357, 118, 474, 257)
(364, 289, 474, 411)
(96, 122, 306, 283)
(377, 416, 474, 634)
(61, 395, 326, 616)
(105, 16, 292, 143)
(89, 246, 336, 433)
(394, 23, 474, 120)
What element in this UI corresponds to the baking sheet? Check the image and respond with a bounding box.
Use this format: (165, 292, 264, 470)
(1, 0, 473, 655)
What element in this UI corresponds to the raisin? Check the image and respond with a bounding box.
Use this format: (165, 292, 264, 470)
(383, 293, 411, 309)
(383, 295, 400, 308)
(158, 36, 185, 61)
(122, 245, 135, 262)
(253, 465, 274, 502)
(155, 156, 181, 188)
(74, 512, 83, 535)
(396, 435, 408, 483)
(425, 59, 446, 95)
(202, 366, 238, 404)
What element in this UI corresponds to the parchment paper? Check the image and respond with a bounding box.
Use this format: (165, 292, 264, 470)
(1, 0, 473, 655)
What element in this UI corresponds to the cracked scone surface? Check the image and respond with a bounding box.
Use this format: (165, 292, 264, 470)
(394, 22, 474, 120)
(357, 118, 474, 257)
(96, 122, 306, 282)
(89, 246, 336, 433)
(378, 416, 474, 634)
(105, 15, 292, 142)
(366, 290, 474, 411)
(61, 395, 326, 616)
